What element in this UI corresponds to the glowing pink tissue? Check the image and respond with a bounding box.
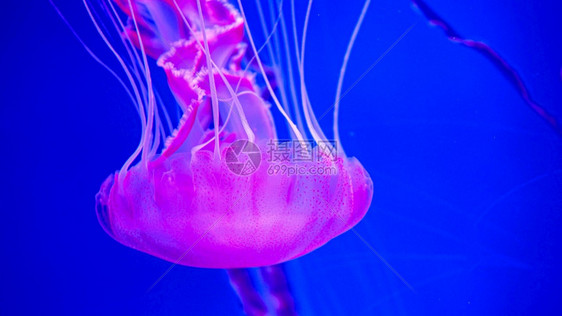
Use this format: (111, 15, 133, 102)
(95, 0, 373, 268)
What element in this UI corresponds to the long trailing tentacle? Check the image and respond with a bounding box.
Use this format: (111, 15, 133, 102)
(412, 0, 562, 137)
(254, 0, 294, 136)
(227, 264, 298, 315)
(237, 0, 305, 142)
(333, 0, 372, 155)
(83, 0, 148, 177)
(227, 269, 269, 315)
(48, 0, 138, 112)
(290, 0, 331, 148)
(127, 0, 158, 165)
(170, 0, 257, 144)
(278, 0, 305, 135)
(258, 264, 297, 315)
(195, 0, 221, 158)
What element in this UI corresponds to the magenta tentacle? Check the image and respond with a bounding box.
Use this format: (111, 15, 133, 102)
(227, 268, 269, 316)
(228, 264, 297, 316)
(412, 0, 562, 136)
(258, 265, 297, 315)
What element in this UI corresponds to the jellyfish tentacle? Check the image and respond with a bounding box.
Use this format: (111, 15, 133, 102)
(262, 0, 295, 139)
(123, 1, 253, 151)
(197, 72, 276, 141)
(278, 3, 305, 135)
(237, 0, 305, 143)
(156, 41, 260, 149)
(191, 102, 236, 155)
(333, 0, 372, 155)
(152, 101, 199, 165)
(156, 43, 275, 158)
(253, 0, 282, 83)
(412, 0, 561, 136)
(104, 0, 146, 92)
(267, 1, 284, 68)
(82, 0, 148, 178)
(103, 0, 175, 138)
(235, 0, 282, 94)
(194, 90, 261, 152)
(290, 0, 327, 146)
(289, 0, 303, 128)
(103, 0, 154, 136)
(297, 0, 333, 146)
(170, 0, 257, 143)
(127, 0, 160, 167)
(254, 0, 294, 132)
(155, 90, 174, 140)
(228, 265, 298, 315)
(258, 265, 298, 315)
(227, 269, 269, 316)
(230, 1, 293, 139)
(49, 0, 139, 118)
(195, 0, 222, 159)
(297, 0, 321, 143)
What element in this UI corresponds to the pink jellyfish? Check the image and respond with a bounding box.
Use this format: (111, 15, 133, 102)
(92, 0, 373, 269)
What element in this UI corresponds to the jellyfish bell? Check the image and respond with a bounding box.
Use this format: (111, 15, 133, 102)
(93, 0, 373, 268)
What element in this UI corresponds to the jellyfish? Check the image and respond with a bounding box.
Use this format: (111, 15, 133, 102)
(90, 0, 373, 271)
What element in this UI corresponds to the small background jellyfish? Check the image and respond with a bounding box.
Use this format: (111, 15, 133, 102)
(1, 0, 562, 315)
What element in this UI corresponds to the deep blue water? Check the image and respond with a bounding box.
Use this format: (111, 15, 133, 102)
(1, 0, 561, 314)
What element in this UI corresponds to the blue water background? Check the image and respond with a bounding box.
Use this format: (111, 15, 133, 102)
(1, 0, 561, 314)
